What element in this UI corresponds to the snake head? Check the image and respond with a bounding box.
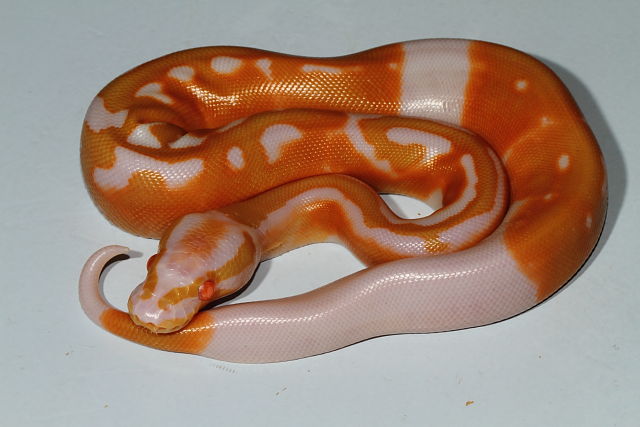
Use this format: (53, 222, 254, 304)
(127, 211, 262, 333)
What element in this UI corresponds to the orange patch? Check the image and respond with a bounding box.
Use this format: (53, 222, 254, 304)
(149, 123, 186, 145)
(81, 44, 405, 239)
(213, 231, 258, 282)
(463, 41, 606, 299)
(157, 283, 199, 310)
(100, 308, 214, 354)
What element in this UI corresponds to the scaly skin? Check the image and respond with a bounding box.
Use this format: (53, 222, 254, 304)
(79, 39, 606, 363)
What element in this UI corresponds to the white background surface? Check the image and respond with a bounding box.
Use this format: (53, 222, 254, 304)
(1, 1, 638, 426)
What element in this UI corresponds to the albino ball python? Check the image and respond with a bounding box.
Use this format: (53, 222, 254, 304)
(79, 39, 606, 363)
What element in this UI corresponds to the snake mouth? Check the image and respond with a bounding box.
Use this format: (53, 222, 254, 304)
(129, 313, 191, 334)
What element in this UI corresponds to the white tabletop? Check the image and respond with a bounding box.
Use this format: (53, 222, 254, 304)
(2, 1, 638, 426)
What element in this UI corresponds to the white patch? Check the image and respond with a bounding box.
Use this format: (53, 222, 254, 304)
(227, 146, 245, 170)
(501, 146, 514, 163)
(515, 79, 528, 91)
(136, 83, 172, 104)
(166, 212, 247, 271)
(85, 97, 128, 132)
(414, 154, 479, 227)
(170, 134, 206, 149)
(437, 149, 506, 249)
(168, 66, 195, 81)
(558, 154, 570, 170)
(586, 214, 593, 229)
(380, 146, 503, 245)
(399, 39, 470, 125)
(345, 115, 393, 173)
(301, 64, 342, 74)
(544, 193, 554, 201)
(260, 124, 303, 163)
(203, 227, 539, 362)
(541, 116, 553, 127)
(93, 146, 203, 191)
(386, 127, 452, 164)
(259, 188, 427, 256)
(211, 56, 242, 74)
(388, 63, 399, 70)
(256, 58, 273, 79)
(216, 117, 247, 133)
(127, 123, 163, 148)
(425, 188, 444, 211)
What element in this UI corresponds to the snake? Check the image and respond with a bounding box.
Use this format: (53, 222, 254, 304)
(79, 39, 606, 363)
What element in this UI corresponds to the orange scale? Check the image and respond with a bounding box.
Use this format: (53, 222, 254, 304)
(148, 123, 186, 146)
(212, 231, 259, 282)
(78, 40, 607, 360)
(100, 308, 215, 354)
(462, 42, 605, 298)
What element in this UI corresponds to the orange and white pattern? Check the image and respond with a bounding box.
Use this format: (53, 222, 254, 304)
(79, 39, 606, 363)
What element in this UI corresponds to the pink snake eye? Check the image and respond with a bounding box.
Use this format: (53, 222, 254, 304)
(198, 280, 216, 301)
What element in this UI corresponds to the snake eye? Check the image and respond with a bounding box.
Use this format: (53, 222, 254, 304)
(146, 254, 158, 271)
(198, 280, 216, 301)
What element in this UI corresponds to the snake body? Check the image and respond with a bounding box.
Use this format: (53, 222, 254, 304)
(79, 39, 606, 363)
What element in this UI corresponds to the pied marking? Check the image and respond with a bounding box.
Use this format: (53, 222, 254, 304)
(127, 124, 163, 149)
(259, 188, 427, 256)
(165, 212, 248, 270)
(170, 134, 206, 149)
(211, 56, 242, 74)
(256, 58, 273, 79)
(414, 154, 479, 227)
(515, 79, 528, 91)
(399, 40, 470, 124)
(345, 115, 392, 173)
(261, 124, 303, 163)
(216, 117, 247, 133)
(136, 83, 172, 104)
(85, 97, 128, 132)
(227, 146, 245, 170)
(302, 64, 342, 74)
(168, 66, 195, 81)
(436, 149, 506, 249)
(558, 154, 570, 171)
(386, 127, 452, 164)
(93, 146, 203, 191)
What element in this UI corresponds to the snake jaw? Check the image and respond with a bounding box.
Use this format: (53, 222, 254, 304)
(129, 312, 191, 334)
(127, 282, 200, 334)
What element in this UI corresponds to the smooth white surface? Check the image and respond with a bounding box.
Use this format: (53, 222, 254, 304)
(1, 0, 637, 425)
